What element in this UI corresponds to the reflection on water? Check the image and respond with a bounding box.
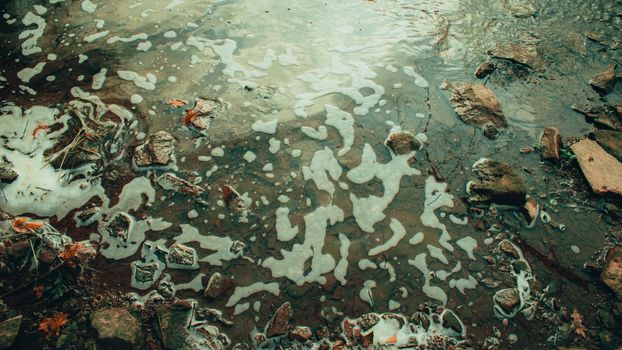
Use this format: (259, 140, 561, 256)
(1, 0, 621, 348)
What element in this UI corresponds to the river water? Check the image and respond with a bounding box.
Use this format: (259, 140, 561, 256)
(1, 0, 621, 349)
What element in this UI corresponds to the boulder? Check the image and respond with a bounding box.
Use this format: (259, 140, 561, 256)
(589, 65, 618, 95)
(601, 247, 622, 301)
(265, 302, 293, 338)
(0, 315, 22, 349)
(487, 43, 539, 69)
(571, 139, 622, 198)
(450, 83, 507, 130)
(90, 308, 143, 350)
(467, 159, 527, 206)
(539, 127, 562, 160)
(384, 131, 421, 156)
(475, 62, 496, 79)
(133, 131, 175, 169)
(591, 130, 622, 163)
(157, 173, 205, 196)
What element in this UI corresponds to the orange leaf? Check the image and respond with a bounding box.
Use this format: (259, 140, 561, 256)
(12, 217, 44, 233)
(59, 241, 96, 262)
(385, 334, 398, 344)
(571, 308, 587, 338)
(167, 98, 187, 107)
(181, 109, 199, 126)
(38, 313, 69, 337)
(32, 123, 50, 137)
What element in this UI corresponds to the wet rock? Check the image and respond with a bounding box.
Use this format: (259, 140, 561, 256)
(99, 212, 133, 244)
(253, 333, 266, 347)
(467, 159, 527, 206)
(487, 43, 539, 69)
(499, 240, 521, 259)
(589, 65, 618, 95)
(204, 272, 234, 299)
(450, 83, 507, 129)
(265, 302, 293, 338)
(0, 315, 22, 349)
(475, 62, 496, 79)
(288, 326, 312, 342)
(591, 130, 622, 163)
(482, 123, 499, 140)
(539, 127, 562, 160)
(155, 302, 193, 350)
(166, 243, 198, 270)
(0, 163, 17, 184)
(494, 288, 521, 314)
(441, 310, 464, 334)
(572, 103, 622, 131)
(571, 139, 622, 198)
(157, 173, 205, 197)
(520, 197, 539, 227)
(385, 131, 421, 155)
(90, 308, 143, 350)
(133, 131, 175, 170)
(193, 98, 219, 115)
(222, 185, 251, 221)
(601, 247, 622, 300)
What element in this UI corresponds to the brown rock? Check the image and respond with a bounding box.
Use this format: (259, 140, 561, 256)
(494, 288, 521, 314)
(571, 139, 622, 198)
(601, 247, 622, 300)
(539, 127, 562, 160)
(265, 302, 293, 338)
(589, 65, 618, 95)
(133, 131, 175, 169)
(468, 159, 527, 206)
(572, 103, 622, 131)
(204, 272, 234, 299)
(0, 315, 22, 349)
(450, 83, 507, 129)
(591, 130, 622, 163)
(7, 239, 30, 258)
(475, 62, 496, 79)
(520, 197, 539, 226)
(385, 131, 421, 155)
(288, 326, 312, 342)
(90, 308, 143, 350)
(157, 173, 205, 197)
(487, 43, 540, 69)
(499, 240, 520, 259)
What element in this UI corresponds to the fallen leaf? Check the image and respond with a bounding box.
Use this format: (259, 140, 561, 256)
(34, 284, 44, 298)
(38, 312, 69, 337)
(167, 98, 187, 107)
(181, 109, 199, 126)
(385, 334, 398, 344)
(32, 123, 51, 137)
(59, 241, 97, 264)
(12, 217, 44, 233)
(571, 308, 587, 338)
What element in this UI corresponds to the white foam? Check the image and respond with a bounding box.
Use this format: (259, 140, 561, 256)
(19, 12, 46, 56)
(117, 70, 156, 90)
(17, 62, 46, 83)
(325, 105, 354, 156)
(301, 126, 328, 140)
(275, 207, 298, 241)
(243, 151, 256, 163)
(81, 0, 97, 13)
(91, 68, 107, 90)
(302, 147, 342, 197)
(268, 138, 281, 153)
(368, 218, 406, 256)
(175, 224, 243, 266)
(408, 253, 448, 305)
(334, 233, 350, 285)
(403, 66, 429, 88)
(84, 30, 109, 43)
(226, 282, 280, 307)
(456, 236, 477, 260)
(251, 119, 277, 134)
(359, 280, 376, 306)
(421, 176, 455, 251)
(427, 245, 449, 264)
(409, 231, 424, 245)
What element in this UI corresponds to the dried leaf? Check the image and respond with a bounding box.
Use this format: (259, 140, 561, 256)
(38, 312, 69, 337)
(32, 123, 50, 137)
(571, 308, 587, 338)
(59, 241, 96, 263)
(181, 109, 199, 126)
(12, 217, 44, 233)
(167, 98, 187, 107)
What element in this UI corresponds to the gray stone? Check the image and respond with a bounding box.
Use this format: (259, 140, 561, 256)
(589, 65, 618, 95)
(494, 288, 521, 314)
(450, 83, 507, 129)
(133, 131, 175, 169)
(157, 173, 205, 197)
(90, 308, 143, 350)
(591, 129, 622, 163)
(468, 159, 527, 206)
(601, 247, 622, 301)
(0, 315, 22, 349)
(487, 43, 539, 69)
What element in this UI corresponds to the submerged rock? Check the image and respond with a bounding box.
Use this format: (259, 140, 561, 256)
(204, 272, 234, 299)
(266, 302, 293, 338)
(572, 103, 622, 131)
(166, 243, 199, 270)
(493, 288, 521, 314)
(467, 159, 527, 206)
(133, 131, 175, 170)
(601, 247, 622, 301)
(475, 62, 496, 79)
(157, 173, 205, 197)
(99, 212, 133, 244)
(449, 83, 507, 132)
(591, 130, 622, 163)
(487, 43, 539, 69)
(156, 302, 193, 349)
(539, 127, 562, 160)
(385, 131, 421, 156)
(0, 315, 22, 349)
(90, 308, 143, 350)
(571, 139, 622, 198)
(589, 65, 618, 95)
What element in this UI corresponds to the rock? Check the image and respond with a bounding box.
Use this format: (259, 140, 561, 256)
(133, 131, 175, 170)
(493, 288, 521, 314)
(589, 65, 618, 95)
(601, 247, 622, 300)
(572, 103, 622, 131)
(591, 130, 622, 163)
(90, 308, 143, 350)
(499, 240, 521, 259)
(475, 62, 496, 79)
(450, 83, 507, 129)
(157, 173, 205, 196)
(467, 159, 527, 206)
(385, 131, 421, 155)
(571, 139, 622, 198)
(539, 127, 562, 160)
(520, 197, 539, 227)
(155, 302, 193, 350)
(0, 315, 22, 349)
(166, 243, 198, 270)
(204, 272, 234, 299)
(441, 310, 464, 334)
(6, 239, 30, 258)
(193, 98, 219, 115)
(99, 212, 133, 244)
(482, 123, 499, 140)
(288, 326, 312, 342)
(487, 43, 539, 69)
(0, 164, 17, 184)
(265, 302, 293, 338)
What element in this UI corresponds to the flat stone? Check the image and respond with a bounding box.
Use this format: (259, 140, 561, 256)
(90, 308, 143, 350)
(385, 131, 421, 156)
(193, 98, 219, 115)
(0, 315, 22, 349)
(487, 43, 539, 69)
(166, 243, 199, 270)
(539, 127, 562, 160)
(572, 103, 622, 131)
(450, 83, 507, 129)
(475, 62, 496, 79)
(589, 65, 618, 95)
(265, 302, 293, 338)
(155, 302, 193, 350)
(133, 131, 175, 169)
(468, 159, 527, 206)
(591, 130, 622, 163)
(601, 247, 622, 301)
(157, 173, 205, 197)
(571, 139, 622, 198)
(494, 288, 521, 314)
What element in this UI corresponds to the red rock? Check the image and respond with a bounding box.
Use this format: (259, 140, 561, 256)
(601, 247, 622, 300)
(265, 302, 293, 338)
(571, 139, 622, 198)
(539, 127, 562, 160)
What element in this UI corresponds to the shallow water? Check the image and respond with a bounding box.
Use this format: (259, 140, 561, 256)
(1, 0, 622, 348)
